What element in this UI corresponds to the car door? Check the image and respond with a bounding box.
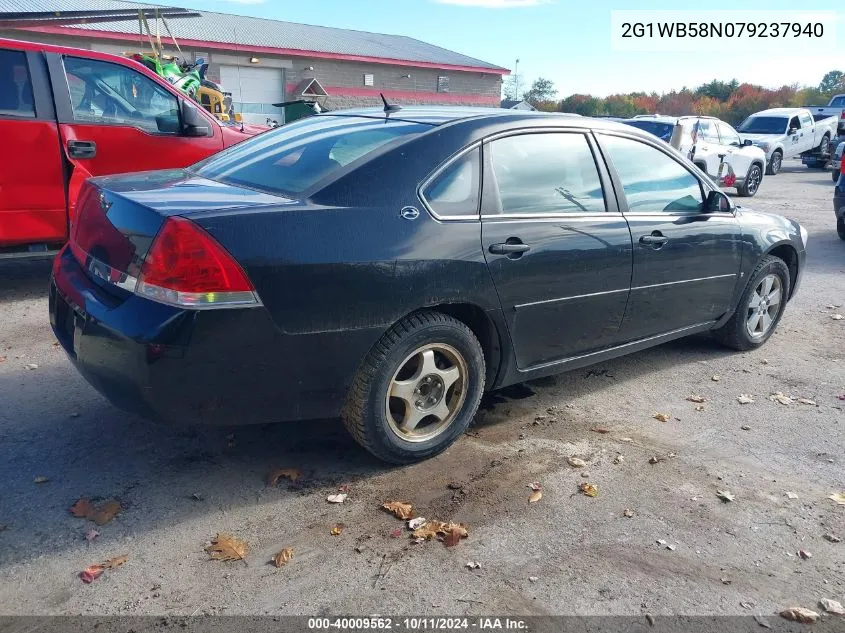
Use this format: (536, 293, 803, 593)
(690, 119, 722, 177)
(480, 130, 633, 370)
(596, 132, 743, 341)
(798, 111, 816, 152)
(0, 47, 67, 247)
(785, 115, 803, 156)
(45, 53, 223, 222)
(716, 121, 752, 177)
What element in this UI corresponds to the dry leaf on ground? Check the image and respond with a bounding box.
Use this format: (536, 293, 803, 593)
(443, 527, 465, 548)
(590, 427, 610, 434)
(797, 398, 817, 406)
(828, 492, 845, 505)
(326, 493, 347, 504)
(798, 549, 812, 560)
(69, 498, 93, 518)
(528, 489, 542, 503)
(737, 394, 755, 404)
(0, 356, 6, 363)
(716, 490, 735, 503)
(382, 501, 413, 520)
(820, 599, 845, 615)
(528, 482, 542, 491)
(101, 555, 128, 569)
(412, 520, 448, 540)
(330, 523, 344, 536)
(579, 483, 598, 497)
(69, 498, 122, 525)
(567, 456, 586, 468)
(769, 392, 793, 405)
(85, 529, 99, 542)
(205, 533, 249, 561)
(779, 608, 819, 624)
(79, 555, 128, 583)
(266, 468, 301, 486)
(653, 413, 671, 422)
(686, 395, 706, 403)
(272, 547, 294, 568)
(389, 528, 403, 538)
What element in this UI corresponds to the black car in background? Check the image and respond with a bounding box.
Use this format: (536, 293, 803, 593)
(50, 107, 807, 463)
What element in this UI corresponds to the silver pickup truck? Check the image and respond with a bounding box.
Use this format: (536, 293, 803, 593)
(806, 94, 845, 135)
(737, 107, 838, 174)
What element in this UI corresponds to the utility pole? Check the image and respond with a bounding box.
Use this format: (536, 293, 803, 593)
(514, 58, 520, 101)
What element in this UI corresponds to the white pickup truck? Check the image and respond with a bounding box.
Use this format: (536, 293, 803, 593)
(737, 107, 838, 175)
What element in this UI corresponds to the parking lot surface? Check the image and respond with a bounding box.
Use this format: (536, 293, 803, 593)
(0, 161, 843, 616)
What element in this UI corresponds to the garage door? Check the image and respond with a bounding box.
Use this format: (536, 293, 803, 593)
(219, 65, 285, 125)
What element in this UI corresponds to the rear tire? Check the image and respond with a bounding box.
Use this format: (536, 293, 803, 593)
(713, 255, 790, 351)
(341, 311, 485, 464)
(736, 163, 762, 197)
(766, 151, 782, 175)
(838, 217, 845, 241)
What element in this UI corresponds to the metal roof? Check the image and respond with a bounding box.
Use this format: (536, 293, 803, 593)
(5, 0, 507, 72)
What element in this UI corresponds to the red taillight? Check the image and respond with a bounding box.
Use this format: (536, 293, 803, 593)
(841, 111, 845, 119)
(136, 217, 259, 309)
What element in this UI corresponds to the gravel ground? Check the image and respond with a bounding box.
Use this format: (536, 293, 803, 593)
(0, 161, 843, 618)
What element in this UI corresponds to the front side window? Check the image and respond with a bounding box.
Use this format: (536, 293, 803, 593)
(788, 116, 801, 131)
(0, 49, 35, 118)
(422, 148, 480, 217)
(489, 133, 606, 215)
(601, 135, 703, 213)
(63, 56, 179, 133)
(717, 122, 741, 146)
(694, 120, 719, 143)
(194, 115, 430, 197)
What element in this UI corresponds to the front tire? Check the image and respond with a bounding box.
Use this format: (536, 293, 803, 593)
(736, 163, 762, 197)
(713, 256, 790, 351)
(342, 311, 485, 464)
(766, 151, 782, 175)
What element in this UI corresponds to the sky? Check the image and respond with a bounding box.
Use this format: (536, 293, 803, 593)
(165, 0, 844, 99)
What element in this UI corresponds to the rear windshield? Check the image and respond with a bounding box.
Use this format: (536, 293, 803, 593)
(193, 115, 431, 197)
(737, 117, 787, 134)
(830, 96, 845, 107)
(623, 120, 674, 142)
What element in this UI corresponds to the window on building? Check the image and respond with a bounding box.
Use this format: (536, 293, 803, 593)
(363, 73, 374, 87)
(437, 75, 450, 93)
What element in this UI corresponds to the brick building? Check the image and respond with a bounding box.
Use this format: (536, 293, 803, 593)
(2, 0, 508, 123)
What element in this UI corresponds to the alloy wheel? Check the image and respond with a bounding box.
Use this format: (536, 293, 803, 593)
(385, 343, 468, 442)
(746, 274, 782, 339)
(746, 165, 761, 195)
(770, 154, 782, 174)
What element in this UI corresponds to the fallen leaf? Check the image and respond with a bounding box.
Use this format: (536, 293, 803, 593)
(785, 491, 798, 500)
(382, 501, 413, 519)
(528, 482, 542, 491)
(686, 395, 706, 403)
(271, 547, 294, 568)
(466, 561, 480, 569)
(389, 528, 403, 538)
(579, 483, 598, 497)
(70, 498, 93, 518)
(829, 492, 845, 505)
(623, 508, 634, 518)
(90, 500, 122, 526)
(412, 520, 449, 541)
(590, 427, 610, 434)
(330, 523, 344, 536)
(832, 314, 844, 320)
(205, 533, 249, 561)
(779, 608, 819, 624)
(25, 363, 38, 370)
(716, 490, 735, 503)
(613, 454, 624, 465)
(797, 398, 817, 406)
(266, 468, 301, 486)
(101, 555, 128, 569)
(85, 529, 99, 542)
(327, 493, 347, 504)
(798, 549, 812, 560)
(33, 476, 49, 484)
(338, 484, 350, 493)
(408, 517, 427, 530)
(443, 527, 463, 547)
(695, 405, 705, 412)
(0, 356, 6, 363)
(737, 394, 755, 404)
(79, 565, 104, 584)
(711, 375, 720, 382)
(653, 413, 671, 423)
(820, 599, 845, 615)
(567, 456, 586, 468)
(528, 489, 542, 503)
(769, 392, 793, 405)
(823, 533, 841, 543)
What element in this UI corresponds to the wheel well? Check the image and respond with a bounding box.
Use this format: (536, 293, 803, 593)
(426, 303, 502, 388)
(771, 148, 782, 157)
(767, 244, 798, 298)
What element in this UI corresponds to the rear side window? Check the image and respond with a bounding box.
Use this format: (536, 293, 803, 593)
(488, 133, 606, 214)
(0, 49, 35, 118)
(421, 148, 480, 218)
(63, 56, 179, 133)
(194, 116, 430, 197)
(601, 135, 703, 213)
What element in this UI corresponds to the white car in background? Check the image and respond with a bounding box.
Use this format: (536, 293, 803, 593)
(623, 115, 767, 197)
(737, 107, 838, 175)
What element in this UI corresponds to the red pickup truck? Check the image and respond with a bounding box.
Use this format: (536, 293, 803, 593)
(0, 37, 262, 256)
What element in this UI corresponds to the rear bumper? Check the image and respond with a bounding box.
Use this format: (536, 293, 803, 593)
(49, 247, 377, 425)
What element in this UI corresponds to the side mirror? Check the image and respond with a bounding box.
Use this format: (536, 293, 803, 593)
(742, 139, 753, 146)
(705, 189, 733, 213)
(180, 101, 212, 137)
(788, 127, 797, 135)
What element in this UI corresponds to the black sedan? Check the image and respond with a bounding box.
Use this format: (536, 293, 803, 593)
(50, 107, 807, 464)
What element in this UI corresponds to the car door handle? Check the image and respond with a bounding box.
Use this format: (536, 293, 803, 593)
(639, 233, 669, 248)
(67, 140, 96, 159)
(489, 240, 530, 258)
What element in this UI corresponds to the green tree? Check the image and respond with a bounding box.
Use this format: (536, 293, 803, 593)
(819, 70, 843, 94)
(523, 77, 557, 105)
(694, 79, 739, 102)
(559, 94, 602, 116)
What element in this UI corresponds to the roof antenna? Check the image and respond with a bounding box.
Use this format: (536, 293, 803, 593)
(381, 93, 402, 114)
